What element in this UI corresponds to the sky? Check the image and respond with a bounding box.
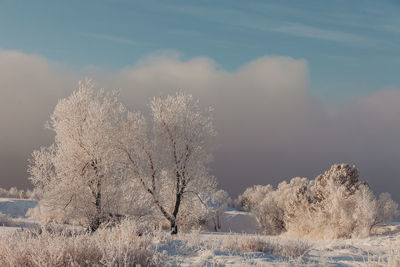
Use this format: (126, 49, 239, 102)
(1, 0, 400, 201)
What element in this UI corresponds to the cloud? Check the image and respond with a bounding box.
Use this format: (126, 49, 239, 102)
(0, 50, 76, 189)
(0, 50, 76, 148)
(273, 23, 368, 45)
(158, 4, 374, 47)
(1, 50, 400, 203)
(382, 25, 400, 34)
(80, 32, 154, 47)
(94, 54, 311, 146)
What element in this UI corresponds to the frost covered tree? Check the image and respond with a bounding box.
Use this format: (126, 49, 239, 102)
(29, 80, 128, 231)
(243, 164, 399, 240)
(119, 93, 216, 234)
(29, 81, 218, 234)
(238, 184, 273, 211)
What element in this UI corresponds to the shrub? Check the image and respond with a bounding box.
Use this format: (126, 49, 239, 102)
(377, 192, 399, 225)
(237, 184, 272, 211)
(245, 164, 399, 240)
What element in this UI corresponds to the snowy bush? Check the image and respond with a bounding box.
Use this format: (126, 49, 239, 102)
(206, 189, 232, 231)
(376, 192, 399, 225)
(237, 184, 272, 211)
(245, 164, 399, 240)
(25, 204, 76, 225)
(0, 219, 164, 266)
(252, 177, 311, 236)
(221, 235, 310, 258)
(185, 189, 233, 232)
(159, 189, 232, 233)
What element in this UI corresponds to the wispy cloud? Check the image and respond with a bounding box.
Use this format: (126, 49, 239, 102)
(381, 25, 400, 34)
(80, 32, 154, 47)
(272, 23, 368, 45)
(167, 29, 261, 49)
(167, 29, 203, 38)
(229, 20, 376, 47)
(157, 3, 380, 47)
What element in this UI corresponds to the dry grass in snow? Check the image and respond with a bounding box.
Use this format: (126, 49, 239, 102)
(0, 220, 164, 267)
(221, 235, 311, 258)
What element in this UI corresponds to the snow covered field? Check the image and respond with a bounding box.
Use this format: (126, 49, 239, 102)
(0, 198, 37, 218)
(0, 197, 399, 266)
(156, 226, 400, 266)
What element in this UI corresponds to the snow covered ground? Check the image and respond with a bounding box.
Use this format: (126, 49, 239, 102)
(0, 197, 399, 266)
(157, 225, 400, 266)
(218, 207, 261, 234)
(0, 197, 37, 218)
(0, 197, 38, 230)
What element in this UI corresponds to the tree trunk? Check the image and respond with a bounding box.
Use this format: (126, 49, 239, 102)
(89, 216, 100, 232)
(170, 192, 182, 235)
(89, 181, 102, 232)
(170, 220, 178, 235)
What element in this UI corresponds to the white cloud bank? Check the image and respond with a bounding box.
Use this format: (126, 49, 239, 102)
(1, 50, 399, 202)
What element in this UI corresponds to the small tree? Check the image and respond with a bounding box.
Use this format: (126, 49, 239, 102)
(120, 93, 216, 234)
(29, 80, 127, 231)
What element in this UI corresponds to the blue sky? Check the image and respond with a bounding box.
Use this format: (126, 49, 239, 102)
(1, 0, 399, 103)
